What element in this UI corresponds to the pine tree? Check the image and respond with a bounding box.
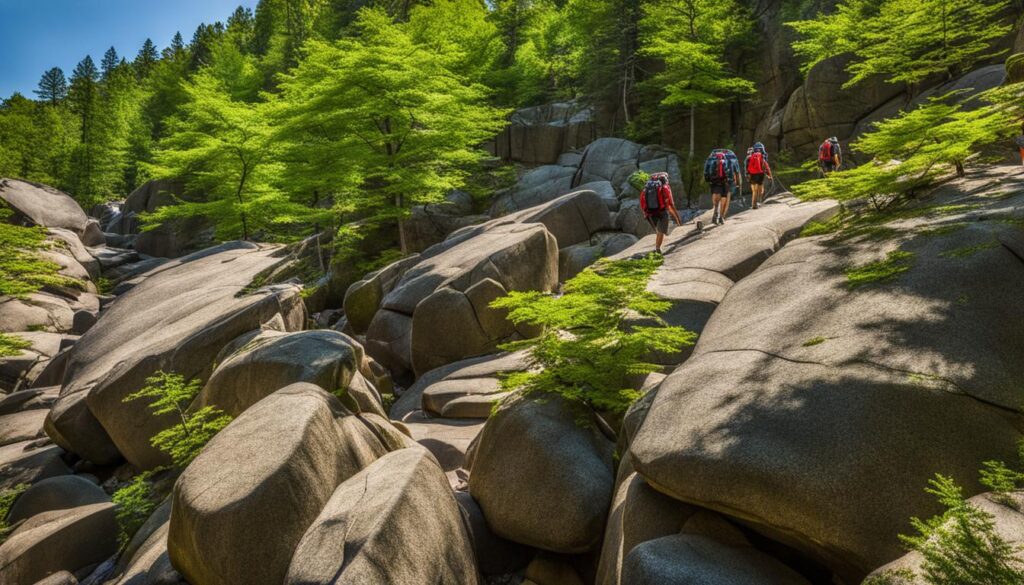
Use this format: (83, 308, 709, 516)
(101, 47, 120, 80)
(34, 68, 68, 105)
(134, 39, 159, 79)
(226, 6, 256, 49)
(274, 8, 508, 253)
(163, 32, 186, 59)
(68, 56, 101, 203)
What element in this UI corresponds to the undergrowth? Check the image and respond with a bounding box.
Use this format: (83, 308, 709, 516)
(0, 205, 81, 298)
(116, 371, 232, 546)
(0, 333, 31, 358)
(846, 251, 915, 289)
(490, 256, 696, 415)
(0, 483, 29, 544)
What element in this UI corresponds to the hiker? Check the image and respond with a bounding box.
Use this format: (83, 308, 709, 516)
(819, 137, 842, 175)
(639, 172, 682, 255)
(745, 142, 772, 209)
(705, 149, 741, 225)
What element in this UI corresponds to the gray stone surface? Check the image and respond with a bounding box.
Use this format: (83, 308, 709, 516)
(195, 329, 362, 417)
(47, 241, 306, 469)
(168, 383, 394, 585)
(285, 448, 479, 585)
(469, 394, 615, 554)
(0, 502, 117, 585)
(621, 534, 810, 585)
(0, 179, 91, 238)
(630, 171, 1024, 580)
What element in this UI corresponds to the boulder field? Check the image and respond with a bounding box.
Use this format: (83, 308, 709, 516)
(2, 144, 1024, 585)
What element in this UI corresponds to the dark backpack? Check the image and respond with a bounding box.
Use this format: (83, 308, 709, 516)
(704, 154, 727, 183)
(642, 179, 663, 213)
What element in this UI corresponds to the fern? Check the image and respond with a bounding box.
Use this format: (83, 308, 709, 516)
(0, 333, 31, 358)
(899, 474, 1024, 584)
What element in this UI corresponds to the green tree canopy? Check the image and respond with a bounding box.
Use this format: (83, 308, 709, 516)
(274, 7, 508, 252)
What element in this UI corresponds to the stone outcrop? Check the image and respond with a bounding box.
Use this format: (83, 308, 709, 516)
(285, 448, 479, 585)
(362, 222, 557, 380)
(629, 169, 1024, 581)
(0, 501, 117, 584)
(194, 329, 364, 417)
(489, 138, 684, 217)
(46, 241, 306, 469)
(487, 101, 597, 164)
(113, 179, 212, 258)
(610, 195, 839, 365)
(401, 190, 488, 253)
(621, 534, 811, 585)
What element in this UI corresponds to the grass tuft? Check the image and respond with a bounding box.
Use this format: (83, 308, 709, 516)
(846, 251, 915, 290)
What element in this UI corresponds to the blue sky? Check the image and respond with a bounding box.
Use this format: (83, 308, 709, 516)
(0, 0, 258, 99)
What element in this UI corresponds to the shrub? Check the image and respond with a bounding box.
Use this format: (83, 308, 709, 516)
(898, 474, 1024, 584)
(112, 471, 159, 547)
(490, 256, 696, 415)
(123, 371, 233, 467)
(627, 170, 651, 191)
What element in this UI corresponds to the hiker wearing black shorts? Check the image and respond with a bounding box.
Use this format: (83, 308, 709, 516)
(704, 150, 741, 225)
(745, 143, 772, 209)
(639, 172, 682, 255)
(819, 137, 842, 175)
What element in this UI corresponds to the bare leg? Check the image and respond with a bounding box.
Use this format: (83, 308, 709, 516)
(712, 194, 721, 221)
(723, 194, 731, 219)
(655, 230, 665, 252)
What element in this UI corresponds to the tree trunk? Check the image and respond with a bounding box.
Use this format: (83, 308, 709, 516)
(396, 193, 407, 254)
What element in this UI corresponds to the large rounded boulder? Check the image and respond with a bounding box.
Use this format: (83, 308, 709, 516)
(469, 393, 615, 553)
(168, 383, 396, 585)
(285, 448, 478, 584)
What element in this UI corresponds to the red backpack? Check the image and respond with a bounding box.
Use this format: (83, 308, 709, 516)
(747, 152, 764, 174)
(819, 140, 833, 161)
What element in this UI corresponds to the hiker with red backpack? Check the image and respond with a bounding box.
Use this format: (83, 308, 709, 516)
(639, 172, 682, 255)
(819, 137, 842, 175)
(745, 142, 772, 209)
(704, 149, 741, 225)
